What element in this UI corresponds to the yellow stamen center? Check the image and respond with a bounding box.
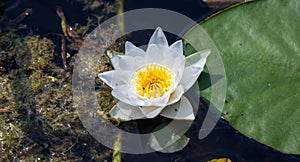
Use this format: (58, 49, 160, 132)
(132, 64, 174, 99)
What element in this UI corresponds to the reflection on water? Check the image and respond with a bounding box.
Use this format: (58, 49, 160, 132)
(0, 0, 299, 161)
(123, 101, 300, 161)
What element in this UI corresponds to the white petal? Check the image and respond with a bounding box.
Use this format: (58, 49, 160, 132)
(146, 44, 185, 73)
(180, 66, 200, 92)
(171, 56, 185, 80)
(138, 106, 165, 118)
(167, 73, 181, 97)
(145, 44, 176, 69)
(117, 56, 135, 70)
(112, 85, 148, 107)
(170, 40, 183, 55)
(160, 96, 195, 120)
(149, 125, 190, 153)
(145, 45, 185, 73)
(181, 50, 210, 91)
(148, 27, 168, 47)
(109, 102, 145, 121)
(111, 85, 140, 106)
(145, 44, 165, 64)
(106, 51, 124, 69)
(167, 85, 184, 105)
(185, 49, 210, 67)
(125, 41, 146, 57)
(98, 70, 131, 89)
(112, 83, 170, 108)
(125, 41, 136, 53)
(118, 55, 144, 71)
(143, 92, 171, 107)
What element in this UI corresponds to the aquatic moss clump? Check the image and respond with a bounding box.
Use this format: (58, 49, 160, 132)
(28, 69, 44, 92)
(25, 36, 54, 70)
(0, 75, 14, 109)
(0, 0, 124, 160)
(0, 33, 113, 161)
(0, 31, 18, 63)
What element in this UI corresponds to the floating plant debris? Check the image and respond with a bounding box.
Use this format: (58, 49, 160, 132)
(7, 8, 32, 26)
(0, 108, 11, 113)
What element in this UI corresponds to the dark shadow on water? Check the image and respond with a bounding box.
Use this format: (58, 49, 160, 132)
(121, 99, 300, 162)
(124, 0, 213, 23)
(198, 72, 224, 91)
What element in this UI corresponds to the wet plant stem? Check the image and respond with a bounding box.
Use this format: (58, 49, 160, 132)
(61, 36, 70, 70)
(8, 8, 32, 25)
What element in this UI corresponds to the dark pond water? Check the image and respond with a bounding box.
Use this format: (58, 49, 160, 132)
(0, 0, 299, 161)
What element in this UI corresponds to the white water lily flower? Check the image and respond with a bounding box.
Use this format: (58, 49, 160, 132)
(99, 27, 210, 121)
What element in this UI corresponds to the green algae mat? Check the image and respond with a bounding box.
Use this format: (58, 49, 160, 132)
(185, 0, 300, 154)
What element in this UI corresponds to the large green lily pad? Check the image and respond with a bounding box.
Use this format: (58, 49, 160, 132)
(184, 0, 300, 155)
